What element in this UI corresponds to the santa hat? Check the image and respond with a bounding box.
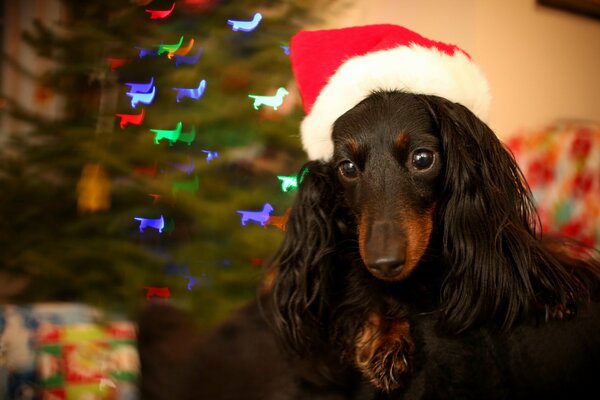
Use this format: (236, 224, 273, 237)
(290, 24, 491, 161)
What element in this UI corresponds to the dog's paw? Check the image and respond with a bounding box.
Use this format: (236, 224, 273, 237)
(354, 315, 414, 392)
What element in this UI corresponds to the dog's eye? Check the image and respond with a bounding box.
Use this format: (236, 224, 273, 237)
(412, 150, 435, 170)
(338, 161, 358, 179)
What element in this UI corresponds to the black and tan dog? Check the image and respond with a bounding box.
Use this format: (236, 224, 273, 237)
(138, 90, 600, 400)
(138, 22, 600, 400)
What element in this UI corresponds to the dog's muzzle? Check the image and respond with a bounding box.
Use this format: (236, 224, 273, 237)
(363, 220, 406, 280)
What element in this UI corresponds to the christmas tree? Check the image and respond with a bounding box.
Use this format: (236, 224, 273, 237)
(0, 0, 333, 328)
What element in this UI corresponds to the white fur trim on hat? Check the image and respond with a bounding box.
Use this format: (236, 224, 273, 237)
(301, 44, 491, 161)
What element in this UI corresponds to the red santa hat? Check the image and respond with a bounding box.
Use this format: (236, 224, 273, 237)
(290, 24, 491, 161)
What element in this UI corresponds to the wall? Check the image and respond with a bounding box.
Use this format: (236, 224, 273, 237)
(315, 0, 600, 139)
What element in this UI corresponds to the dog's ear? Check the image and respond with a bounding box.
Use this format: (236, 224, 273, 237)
(268, 160, 348, 355)
(425, 97, 581, 332)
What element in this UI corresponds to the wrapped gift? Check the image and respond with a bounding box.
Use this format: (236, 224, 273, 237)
(507, 121, 600, 249)
(0, 304, 139, 400)
(0, 304, 102, 399)
(37, 322, 139, 399)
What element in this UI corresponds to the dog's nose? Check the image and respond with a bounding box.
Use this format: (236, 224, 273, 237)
(370, 257, 404, 277)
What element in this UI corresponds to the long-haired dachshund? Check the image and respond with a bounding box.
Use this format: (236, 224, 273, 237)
(137, 90, 600, 399)
(268, 90, 600, 398)
(132, 22, 600, 398)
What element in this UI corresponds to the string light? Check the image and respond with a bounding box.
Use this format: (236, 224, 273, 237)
(157, 36, 184, 55)
(276, 175, 298, 192)
(144, 286, 171, 300)
(177, 126, 196, 145)
(201, 149, 218, 162)
(126, 86, 156, 108)
(248, 87, 288, 110)
(125, 77, 154, 93)
(266, 209, 290, 231)
(146, 2, 176, 19)
(174, 47, 202, 66)
(183, 275, 198, 291)
(168, 38, 194, 59)
(227, 12, 262, 32)
(116, 109, 145, 129)
(173, 79, 206, 102)
(151, 121, 182, 145)
(107, 57, 129, 70)
(134, 215, 165, 233)
(136, 47, 158, 58)
(236, 203, 274, 226)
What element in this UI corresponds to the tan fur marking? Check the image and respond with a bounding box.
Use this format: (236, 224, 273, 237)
(354, 313, 414, 391)
(358, 211, 369, 264)
(395, 132, 408, 151)
(396, 206, 435, 281)
(348, 140, 359, 157)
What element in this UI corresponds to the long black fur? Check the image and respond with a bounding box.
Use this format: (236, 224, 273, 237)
(269, 90, 600, 396)
(138, 91, 600, 399)
(395, 301, 600, 400)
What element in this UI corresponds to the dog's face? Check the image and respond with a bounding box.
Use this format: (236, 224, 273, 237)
(331, 91, 443, 282)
